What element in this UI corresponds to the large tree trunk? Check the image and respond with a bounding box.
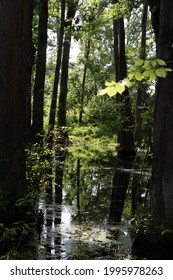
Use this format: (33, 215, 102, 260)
(113, 13, 135, 156)
(0, 0, 32, 222)
(26, 3, 35, 143)
(32, 0, 48, 141)
(151, 0, 173, 228)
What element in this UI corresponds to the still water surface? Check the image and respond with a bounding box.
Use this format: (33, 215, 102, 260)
(36, 148, 150, 260)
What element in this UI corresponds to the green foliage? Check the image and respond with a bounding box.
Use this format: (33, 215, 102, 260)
(68, 124, 117, 164)
(26, 143, 54, 191)
(98, 58, 172, 98)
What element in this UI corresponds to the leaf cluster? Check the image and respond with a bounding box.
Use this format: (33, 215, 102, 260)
(98, 58, 172, 98)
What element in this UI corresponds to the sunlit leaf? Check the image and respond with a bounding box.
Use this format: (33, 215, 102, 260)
(149, 72, 156, 81)
(128, 72, 135, 79)
(155, 68, 167, 78)
(134, 59, 144, 67)
(156, 59, 166, 66)
(151, 60, 157, 67)
(116, 82, 125, 94)
(144, 61, 150, 68)
(165, 68, 173, 72)
(105, 81, 116, 87)
(98, 88, 108, 96)
(122, 78, 131, 88)
(135, 72, 143, 81)
(143, 70, 153, 77)
(106, 86, 117, 97)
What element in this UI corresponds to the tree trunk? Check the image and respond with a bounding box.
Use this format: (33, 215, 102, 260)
(151, 0, 173, 228)
(0, 0, 32, 222)
(113, 12, 135, 156)
(148, 0, 160, 52)
(26, 3, 35, 143)
(32, 0, 48, 141)
(48, 0, 65, 132)
(57, 0, 78, 128)
(134, 1, 148, 147)
(79, 39, 90, 124)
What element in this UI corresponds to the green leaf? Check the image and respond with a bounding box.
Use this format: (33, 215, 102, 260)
(135, 72, 143, 81)
(106, 86, 117, 97)
(116, 82, 125, 94)
(128, 72, 135, 79)
(143, 70, 153, 77)
(151, 60, 157, 67)
(134, 59, 144, 67)
(155, 68, 167, 78)
(98, 86, 118, 97)
(156, 59, 166, 66)
(105, 81, 116, 87)
(122, 78, 131, 88)
(98, 88, 108, 96)
(165, 68, 172, 72)
(149, 72, 156, 81)
(144, 61, 150, 68)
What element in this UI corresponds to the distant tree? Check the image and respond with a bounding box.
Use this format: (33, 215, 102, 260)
(0, 0, 33, 223)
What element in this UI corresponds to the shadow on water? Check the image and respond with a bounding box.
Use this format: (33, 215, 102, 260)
(35, 146, 151, 260)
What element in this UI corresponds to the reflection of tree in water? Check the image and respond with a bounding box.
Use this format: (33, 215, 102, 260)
(63, 156, 114, 224)
(109, 156, 134, 224)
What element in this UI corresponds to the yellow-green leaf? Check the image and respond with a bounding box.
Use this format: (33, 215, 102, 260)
(116, 82, 125, 94)
(143, 70, 153, 77)
(149, 72, 156, 81)
(155, 68, 166, 78)
(128, 72, 135, 79)
(135, 72, 143, 81)
(122, 78, 131, 88)
(106, 86, 117, 97)
(105, 81, 116, 87)
(156, 59, 166, 66)
(151, 60, 157, 67)
(98, 88, 108, 96)
(134, 59, 144, 67)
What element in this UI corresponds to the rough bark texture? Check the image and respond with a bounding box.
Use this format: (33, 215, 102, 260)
(151, 0, 173, 228)
(32, 0, 48, 140)
(0, 0, 32, 221)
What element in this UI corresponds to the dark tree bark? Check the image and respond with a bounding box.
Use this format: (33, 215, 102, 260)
(134, 1, 148, 147)
(48, 0, 65, 132)
(112, 6, 135, 156)
(26, 3, 35, 142)
(151, 0, 173, 228)
(0, 0, 32, 222)
(148, 0, 160, 52)
(32, 0, 48, 141)
(57, 0, 78, 128)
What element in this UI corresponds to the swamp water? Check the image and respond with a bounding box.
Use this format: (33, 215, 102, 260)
(35, 146, 151, 260)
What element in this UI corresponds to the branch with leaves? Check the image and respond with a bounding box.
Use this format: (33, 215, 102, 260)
(98, 58, 172, 97)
